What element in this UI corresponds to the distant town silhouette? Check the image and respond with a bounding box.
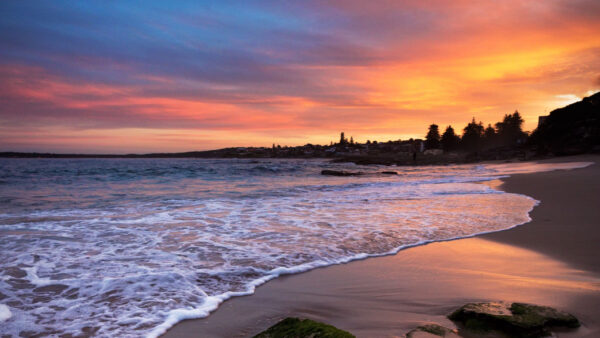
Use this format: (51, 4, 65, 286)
(2, 92, 598, 164)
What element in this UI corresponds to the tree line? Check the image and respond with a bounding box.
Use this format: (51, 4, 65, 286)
(424, 111, 527, 152)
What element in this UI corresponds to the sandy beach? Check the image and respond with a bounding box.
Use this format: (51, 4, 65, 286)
(164, 155, 600, 338)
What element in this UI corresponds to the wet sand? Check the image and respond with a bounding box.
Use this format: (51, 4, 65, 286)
(164, 155, 600, 338)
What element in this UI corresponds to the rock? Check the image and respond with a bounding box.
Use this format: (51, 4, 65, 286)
(406, 324, 459, 337)
(321, 170, 363, 176)
(448, 301, 580, 337)
(380, 171, 398, 175)
(253, 317, 355, 338)
(321, 169, 398, 176)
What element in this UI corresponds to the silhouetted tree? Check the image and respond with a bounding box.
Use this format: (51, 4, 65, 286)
(495, 111, 526, 146)
(424, 124, 441, 149)
(441, 125, 460, 151)
(483, 124, 496, 148)
(461, 118, 484, 151)
(484, 124, 495, 138)
(339, 132, 347, 145)
(350, 136, 354, 145)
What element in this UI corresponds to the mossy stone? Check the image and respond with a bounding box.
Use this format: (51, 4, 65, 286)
(448, 301, 580, 338)
(253, 317, 355, 338)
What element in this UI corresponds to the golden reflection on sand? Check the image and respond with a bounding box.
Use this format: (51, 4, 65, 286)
(403, 238, 600, 293)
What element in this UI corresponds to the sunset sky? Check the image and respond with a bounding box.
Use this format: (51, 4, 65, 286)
(1, 1, 599, 153)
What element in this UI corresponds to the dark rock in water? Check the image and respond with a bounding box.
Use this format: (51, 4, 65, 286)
(253, 317, 355, 338)
(321, 169, 398, 176)
(448, 301, 580, 337)
(380, 171, 398, 175)
(406, 324, 459, 337)
(321, 170, 363, 176)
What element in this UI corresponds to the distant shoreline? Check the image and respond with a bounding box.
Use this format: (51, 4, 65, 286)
(0, 151, 301, 159)
(0, 151, 232, 159)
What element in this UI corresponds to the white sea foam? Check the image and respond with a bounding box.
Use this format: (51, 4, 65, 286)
(0, 159, 592, 337)
(0, 305, 11, 322)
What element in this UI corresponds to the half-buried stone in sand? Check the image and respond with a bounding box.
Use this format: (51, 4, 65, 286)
(253, 317, 355, 338)
(448, 301, 580, 337)
(406, 324, 459, 338)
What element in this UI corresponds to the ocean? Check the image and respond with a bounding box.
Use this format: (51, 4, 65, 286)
(0, 158, 591, 337)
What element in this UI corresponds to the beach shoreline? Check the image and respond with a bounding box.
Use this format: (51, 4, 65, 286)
(163, 154, 600, 338)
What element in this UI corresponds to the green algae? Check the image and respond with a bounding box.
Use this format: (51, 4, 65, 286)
(448, 301, 580, 337)
(253, 317, 355, 338)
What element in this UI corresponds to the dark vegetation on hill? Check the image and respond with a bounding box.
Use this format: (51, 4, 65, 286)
(1, 92, 598, 164)
(335, 91, 599, 165)
(530, 91, 600, 155)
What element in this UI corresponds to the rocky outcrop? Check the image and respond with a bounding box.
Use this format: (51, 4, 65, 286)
(253, 317, 355, 338)
(321, 170, 363, 176)
(448, 301, 580, 337)
(252, 301, 580, 338)
(532, 91, 600, 154)
(320, 170, 398, 176)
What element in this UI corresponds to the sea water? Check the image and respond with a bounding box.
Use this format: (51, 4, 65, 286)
(0, 158, 591, 337)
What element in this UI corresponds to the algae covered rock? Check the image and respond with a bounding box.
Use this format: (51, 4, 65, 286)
(253, 317, 355, 338)
(406, 324, 459, 337)
(448, 301, 579, 337)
